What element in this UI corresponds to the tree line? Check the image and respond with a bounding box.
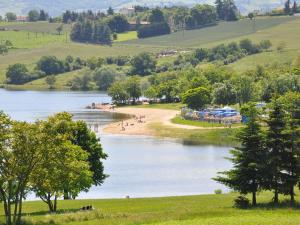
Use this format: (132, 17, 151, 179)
(215, 92, 300, 207)
(108, 51, 300, 106)
(6, 55, 85, 85)
(0, 112, 107, 225)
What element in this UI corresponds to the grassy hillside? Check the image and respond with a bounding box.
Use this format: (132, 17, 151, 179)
(0, 21, 72, 33)
(1, 192, 300, 225)
(0, 16, 299, 88)
(123, 16, 296, 48)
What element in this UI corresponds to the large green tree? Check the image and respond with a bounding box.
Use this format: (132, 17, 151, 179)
(182, 87, 211, 110)
(264, 98, 289, 204)
(130, 52, 156, 76)
(6, 64, 30, 85)
(214, 103, 266, 206)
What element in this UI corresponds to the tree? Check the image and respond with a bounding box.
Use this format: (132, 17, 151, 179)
(130, 52, 157, 76)
(214, 103, 266, 206)
(233, 75, 254, 105)
(36, 56, 64, 75)
(93, 67, 116, 91)
(212, 81, 237, 105)
(292, 1, 298, 13)
(108, 81, 129, 104)
(137, 22, 171, 38)
(149, 8, 165, 23)
(278, 92, 300, 202)
(126, 76, 142, 104)
(5, 12, 16, 22)
(45, 75, 56, 89)
(107, 6, 114, 15)
(39, 10, 49, 21)
(6, 63, 29, 85)
(182, 87, 211, 110)
(56, 24, 63, 35)
(0, 114, 43, 225)
(28, 10, 40, 22)
(215, 0, 238, 21)
(106, 15, 129, 33)
(284, 0, 291, 14)
(265, 98, 289, 204)
(0, 44, 8, 55)
(94, 23, 112, 45)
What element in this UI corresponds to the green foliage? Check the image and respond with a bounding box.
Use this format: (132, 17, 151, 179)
(106, 15, 129, 33)
(212, 81, 237, 105)
(215, 0, 239, 21)
(6, 63, 30, 84)
(182, 87, 211, 110)
(71, 20, 112, 45)
(5, 12, 16, 21)
(130, 52, 157, 76)
(36, 56, 65, 75)
(45, 75, 56, 89)
(148, 8, 165, 23)
(137, 22, 171, 38)
(93, 67, 117, 91)
(28, 10, 40, 22)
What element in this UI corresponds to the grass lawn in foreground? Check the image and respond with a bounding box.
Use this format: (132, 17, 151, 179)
(1, 192, 300, 225)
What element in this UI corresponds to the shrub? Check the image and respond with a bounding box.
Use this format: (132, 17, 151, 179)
(234, 196, 250, 209)
(214, 189, 222, 194)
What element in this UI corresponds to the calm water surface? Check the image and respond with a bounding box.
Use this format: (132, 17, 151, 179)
(0, 89, 231, 199)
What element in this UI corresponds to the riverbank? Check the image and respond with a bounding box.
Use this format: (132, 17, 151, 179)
(102, 106, 240, 146)
(6, 192, 300, 225)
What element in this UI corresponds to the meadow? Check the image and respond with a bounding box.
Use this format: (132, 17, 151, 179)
(1, 192, 300, 225)
(1, 16, 300, 88)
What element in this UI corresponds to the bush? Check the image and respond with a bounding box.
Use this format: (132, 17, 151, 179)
(137, 22, 171, 38)
(214, 189, 222, 195)
(234, 196, 250, 209)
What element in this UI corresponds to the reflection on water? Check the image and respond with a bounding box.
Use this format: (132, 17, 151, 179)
(0, 89, 232, 199)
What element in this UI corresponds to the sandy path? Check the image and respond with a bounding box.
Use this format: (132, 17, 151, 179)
(102, 107, 199, 136)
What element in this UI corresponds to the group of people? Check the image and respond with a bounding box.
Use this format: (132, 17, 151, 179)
(120, 115, 146, 131)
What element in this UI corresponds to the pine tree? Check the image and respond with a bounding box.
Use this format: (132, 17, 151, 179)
(214, 103, 266, 206)
(265, 98, 289, 204)
(279, 92, 300, 202)
(292, 1, 298, 13)
(284, 0, 291, 14)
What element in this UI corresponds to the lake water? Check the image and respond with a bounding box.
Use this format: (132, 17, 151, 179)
(0, 89, 231, 199)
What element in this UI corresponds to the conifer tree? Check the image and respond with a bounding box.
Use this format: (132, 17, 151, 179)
(279, 92, 300, 202)
(214, 102, 266, 206)
(265, 97, 289, 204)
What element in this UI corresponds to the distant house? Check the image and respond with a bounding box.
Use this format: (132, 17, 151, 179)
(16, 16, 28, 22)
(128, 21, 151, 31)
(119, 7, 135, 16)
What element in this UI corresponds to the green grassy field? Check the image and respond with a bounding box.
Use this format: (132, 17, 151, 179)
(114, 31, 138, 42)
(0, 21, 72, 33)
(1, 16, 300, 87)
(1, 192, 300, 225)
(171, 116, 242, 128)
(124, 16, 296, 48)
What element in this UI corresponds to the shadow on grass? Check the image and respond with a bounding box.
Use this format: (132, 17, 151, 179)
(23, 208, 80, 217)
(237, 200, 300, 210)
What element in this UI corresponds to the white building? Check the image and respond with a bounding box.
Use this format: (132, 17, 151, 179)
(119, 7, 135, 16)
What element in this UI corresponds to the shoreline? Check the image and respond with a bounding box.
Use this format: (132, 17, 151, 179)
(101, 106, 236, 137)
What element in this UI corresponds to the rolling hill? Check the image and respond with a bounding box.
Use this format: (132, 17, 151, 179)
(0, 0, 297, 16)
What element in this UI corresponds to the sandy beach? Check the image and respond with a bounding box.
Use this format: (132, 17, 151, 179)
(102, 107, 200, 136)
